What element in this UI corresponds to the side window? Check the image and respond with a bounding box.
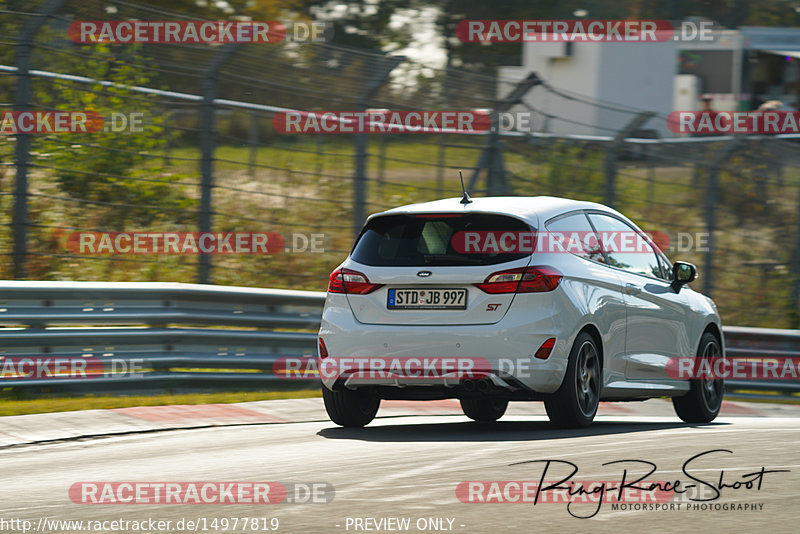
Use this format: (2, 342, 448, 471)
(545, 213, 605, 263)
(656, 253, 673, 281)
(587, 213, 663, 279)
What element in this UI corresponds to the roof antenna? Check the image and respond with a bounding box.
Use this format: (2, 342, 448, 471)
(459, 170, 472, 205)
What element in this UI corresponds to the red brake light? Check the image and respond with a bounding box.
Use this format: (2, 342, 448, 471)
(328, 268, 383, 295)
(318, 337, 329, 359)
(475, 266, 562, 294)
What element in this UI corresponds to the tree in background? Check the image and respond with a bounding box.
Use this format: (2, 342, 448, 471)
(33, 40, 195, 228)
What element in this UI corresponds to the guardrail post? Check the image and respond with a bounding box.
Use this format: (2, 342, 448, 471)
(11, 0, 67, 279)
(198, 44, 241, 284)
(603, 112, 653, 208)
(352, 56, 403, 238)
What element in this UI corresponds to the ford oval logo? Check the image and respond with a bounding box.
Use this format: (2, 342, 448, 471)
(417, 270, 432, 277)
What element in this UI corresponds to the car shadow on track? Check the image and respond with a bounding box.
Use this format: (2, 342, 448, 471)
(317, 419, 729, 442)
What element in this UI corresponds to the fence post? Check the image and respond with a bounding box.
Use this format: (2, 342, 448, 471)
(435, 69, 451, 197)
(704, 138, 744, 297)
(487, 122, 506, 195)
(11, 0, 67, 279)
(436, 134, 446, 197)
(468, 72, 542, 194)
(248, 114, 259, 178)
(603, 112, 653, 208)
(315, 134, 324, 177)
(197, 44, 241, 285)
(377, 134, 387, 191)
(352, 56, 403, 238)
(646, 152, 655, 208)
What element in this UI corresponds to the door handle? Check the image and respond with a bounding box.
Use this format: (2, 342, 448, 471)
(623, 283, 641, 295)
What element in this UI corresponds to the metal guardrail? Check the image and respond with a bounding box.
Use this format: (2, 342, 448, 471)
(0, 282, 798, 399)
(0, 282, 325, 390)
(719, 326, 800, 400)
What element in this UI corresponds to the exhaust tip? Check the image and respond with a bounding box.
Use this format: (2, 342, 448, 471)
(462, 379, 476, 391)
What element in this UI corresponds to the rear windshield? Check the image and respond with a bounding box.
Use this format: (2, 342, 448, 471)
(351, 213, 533, 266)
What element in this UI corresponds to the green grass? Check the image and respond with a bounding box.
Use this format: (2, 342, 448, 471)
(0, 389, 321, 417)
(164, 138, 484, 175)
(725, 393, 800, 405)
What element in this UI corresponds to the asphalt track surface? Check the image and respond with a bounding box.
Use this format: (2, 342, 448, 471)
(1, 399, 798, 533)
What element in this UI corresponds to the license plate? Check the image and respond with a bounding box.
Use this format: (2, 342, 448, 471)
(387, 288, 467, 310)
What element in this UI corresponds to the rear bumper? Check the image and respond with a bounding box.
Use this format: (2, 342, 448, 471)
(318, 293, 579, 394)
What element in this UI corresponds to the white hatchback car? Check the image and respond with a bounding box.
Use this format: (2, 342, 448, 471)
(318, 196, 724, 428)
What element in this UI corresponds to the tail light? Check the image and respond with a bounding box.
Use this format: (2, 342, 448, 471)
(328, 268, 383, 295)
(318, 337, 329, 359)
(534, 337, 556, 360)
(475, 266, 562, 294)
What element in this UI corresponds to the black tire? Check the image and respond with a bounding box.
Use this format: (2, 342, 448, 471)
(460, 397, 508, 422)
(544, 331, 601, 428)
(672, 332, 724, 423)
(322, 386, 380, 427)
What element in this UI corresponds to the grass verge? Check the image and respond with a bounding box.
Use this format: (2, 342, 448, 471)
(0, 389, 322, 417)
(725, 393, 800, 405)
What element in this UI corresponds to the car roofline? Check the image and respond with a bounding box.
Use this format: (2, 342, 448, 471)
(365, 196, 621, 227)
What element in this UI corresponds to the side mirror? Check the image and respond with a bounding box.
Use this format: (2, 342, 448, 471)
(671, 261, 697, 292)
